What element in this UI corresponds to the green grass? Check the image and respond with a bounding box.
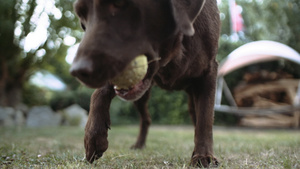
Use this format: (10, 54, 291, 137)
(0, 126, 299, 168)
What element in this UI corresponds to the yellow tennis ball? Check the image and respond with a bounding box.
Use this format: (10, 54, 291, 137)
(111, 55, 148, 89)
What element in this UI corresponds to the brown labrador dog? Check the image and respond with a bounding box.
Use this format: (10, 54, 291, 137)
(70, 0, 220, 167)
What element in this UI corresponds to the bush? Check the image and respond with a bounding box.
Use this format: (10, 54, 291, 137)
(48, 85, 241, 125)
(108, 86, 190, 125)
(148, 86, 190, 124)
(49, 87, 93, 111)
(22, 83, 49, 106)
(110, 98, 138, 125)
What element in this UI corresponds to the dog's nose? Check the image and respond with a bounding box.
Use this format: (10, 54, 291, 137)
(70, 58, 93, 81)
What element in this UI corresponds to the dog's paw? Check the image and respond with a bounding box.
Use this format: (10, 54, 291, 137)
(84, 132, 108, 163)
(190, 154, 219, 168)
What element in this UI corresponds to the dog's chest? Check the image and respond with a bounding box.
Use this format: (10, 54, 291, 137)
(153, 61, 189, 90)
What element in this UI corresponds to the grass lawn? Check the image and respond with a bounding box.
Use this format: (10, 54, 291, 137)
(0, 125, 299, 168)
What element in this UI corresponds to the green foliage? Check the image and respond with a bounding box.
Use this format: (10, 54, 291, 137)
(109, 86, 190, 125)
(110, 98, 138, 125)
(22, 83, 49, 106)
(217, 37, 244, 62)
(0, 0, 80, 77)
(218, 0, 300, 58)
(49, 87, 93, 111)
(49, 91, 76, 111)
(0, 0, 82, 106)
(241, 0, 300, 51)
(149, 87, 190, 124)
(214, 112, 240, 126)
(48, 86, 190, 125)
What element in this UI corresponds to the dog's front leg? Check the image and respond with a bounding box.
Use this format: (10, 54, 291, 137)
(131, 88, 152, 149)
(84, 84, 115, 163)
(187, 63, 219, 168)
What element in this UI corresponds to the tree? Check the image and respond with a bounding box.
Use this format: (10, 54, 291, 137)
(218, 0, 300, 61)
(0, 0, 81, 107)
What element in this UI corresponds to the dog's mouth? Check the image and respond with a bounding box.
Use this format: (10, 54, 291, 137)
(113, 79, 151, 101)
(111, 55, 159, 101)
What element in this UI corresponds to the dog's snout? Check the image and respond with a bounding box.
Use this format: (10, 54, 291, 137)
(70, 58, 93, 80)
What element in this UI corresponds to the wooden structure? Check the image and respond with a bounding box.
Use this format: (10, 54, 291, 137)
(215, 41, 300, 128)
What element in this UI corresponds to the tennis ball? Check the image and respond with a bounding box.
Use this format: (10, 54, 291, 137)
(111, 55, 148, 89)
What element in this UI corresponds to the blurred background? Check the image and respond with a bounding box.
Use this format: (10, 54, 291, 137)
(0, 0, 300, 128)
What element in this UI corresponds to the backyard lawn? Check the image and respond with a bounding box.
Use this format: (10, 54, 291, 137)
(0, 126, 299, 168)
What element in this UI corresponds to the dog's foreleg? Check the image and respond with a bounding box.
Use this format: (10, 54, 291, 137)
(131, 88, 152, 149)
(84, 84, 115, 163)
(187, 61, 219, 168)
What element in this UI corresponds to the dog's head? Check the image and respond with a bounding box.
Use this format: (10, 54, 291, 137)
(70, 0, 205, 100)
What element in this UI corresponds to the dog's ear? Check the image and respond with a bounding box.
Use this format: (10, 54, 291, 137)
(171, 0, 206, 36)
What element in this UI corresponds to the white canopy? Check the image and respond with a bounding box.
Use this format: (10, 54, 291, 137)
(218, 40, 300, 76)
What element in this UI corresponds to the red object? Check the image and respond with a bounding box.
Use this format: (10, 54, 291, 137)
(230, 1, 244, 32)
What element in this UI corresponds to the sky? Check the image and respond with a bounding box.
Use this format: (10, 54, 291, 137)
(30, 72, 67, 90)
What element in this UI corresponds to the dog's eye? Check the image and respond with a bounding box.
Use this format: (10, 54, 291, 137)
(113, 0, 126, 8)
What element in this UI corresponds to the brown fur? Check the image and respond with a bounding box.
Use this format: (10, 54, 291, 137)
(70, 0, 220, 167)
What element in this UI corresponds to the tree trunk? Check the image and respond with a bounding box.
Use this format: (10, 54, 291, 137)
(0, 81, 23, 107)
(0, 59, 23, 107)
